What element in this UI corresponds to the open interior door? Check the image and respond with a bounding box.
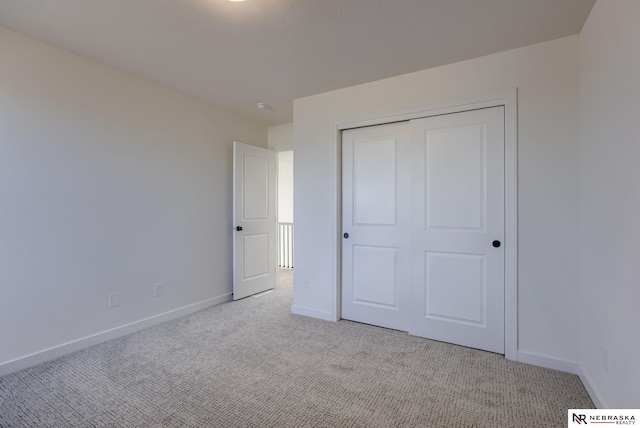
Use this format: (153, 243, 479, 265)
(233, 142, 277, 300)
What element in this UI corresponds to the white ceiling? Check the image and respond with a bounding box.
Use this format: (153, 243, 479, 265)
(0, 0, 595, 126)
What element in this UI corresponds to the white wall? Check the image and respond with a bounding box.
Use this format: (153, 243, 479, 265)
(0, 28, 267, 371)
(579, 0, 640, 408)
(293, 36, 580, 366)
(268, 123, 294, 224)
(277, 151, 294, 224)
(267, 123, 293, 152)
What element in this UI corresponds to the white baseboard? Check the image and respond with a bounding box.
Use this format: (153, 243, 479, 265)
(0, 293, 232, 377)
(291, 305, 334, 322)
(2, 298, 609, 410)
(517, 351, 608, 408)
(576, 363, 607, 409)
(517, 350, 581, 374)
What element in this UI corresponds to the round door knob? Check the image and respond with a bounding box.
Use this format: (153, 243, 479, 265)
(343, 233, 349, 239)
(492, 240, 501, 248)
(236, 226, 243, 232)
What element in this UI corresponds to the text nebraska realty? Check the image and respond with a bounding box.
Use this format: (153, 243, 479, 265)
(574, 413, 636, 424)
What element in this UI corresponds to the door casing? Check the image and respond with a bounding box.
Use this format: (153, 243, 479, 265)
(331, 90, 518, 360)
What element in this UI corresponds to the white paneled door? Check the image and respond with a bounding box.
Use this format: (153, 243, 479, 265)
(233, 142, 276, 300)
(341, 107, 505, 353)
(409, 107, 505, 353)
(341, 123, 412, 331)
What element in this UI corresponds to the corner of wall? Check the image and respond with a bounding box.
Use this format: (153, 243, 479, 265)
(577, 364, 608, 409)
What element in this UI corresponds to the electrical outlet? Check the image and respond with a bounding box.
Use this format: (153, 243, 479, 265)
(154, 283, 165, 297)
(303, 280, 310, 291)
(108, 292, 120, 309)
(601, 346, 608, 373)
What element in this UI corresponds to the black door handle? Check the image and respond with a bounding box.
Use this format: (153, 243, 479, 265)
(343, 233, 349, 239)
(492, 240, 501, 248)
(236, 226, 243, 232)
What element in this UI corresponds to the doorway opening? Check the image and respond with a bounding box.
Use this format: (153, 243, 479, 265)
(277, 151, 294, 270)
(232, 144, 294, 298)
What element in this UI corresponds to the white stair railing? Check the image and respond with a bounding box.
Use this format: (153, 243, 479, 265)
(278, 223, 294, 268)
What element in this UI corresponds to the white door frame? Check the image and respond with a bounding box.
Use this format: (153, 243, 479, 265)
(330, 90, 518, 360)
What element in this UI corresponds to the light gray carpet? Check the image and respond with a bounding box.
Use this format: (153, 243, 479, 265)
(0, 269, 593, 427)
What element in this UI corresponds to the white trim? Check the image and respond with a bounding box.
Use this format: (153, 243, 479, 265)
(517, 350, 580, 374)
(331, 125, 342, 323)
(0, 293, 232, 377)
(331, 90, 519, 359)
(577, 363, 607, 409)
(291, 305, 334, 321)
(518, 352, 607, 407)
(503, 90, 518, 361)
(336, 91, 517, 130)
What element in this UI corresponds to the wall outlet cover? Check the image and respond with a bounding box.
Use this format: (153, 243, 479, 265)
(154, 283, 165, 297)
(108, 292, 120, 309)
